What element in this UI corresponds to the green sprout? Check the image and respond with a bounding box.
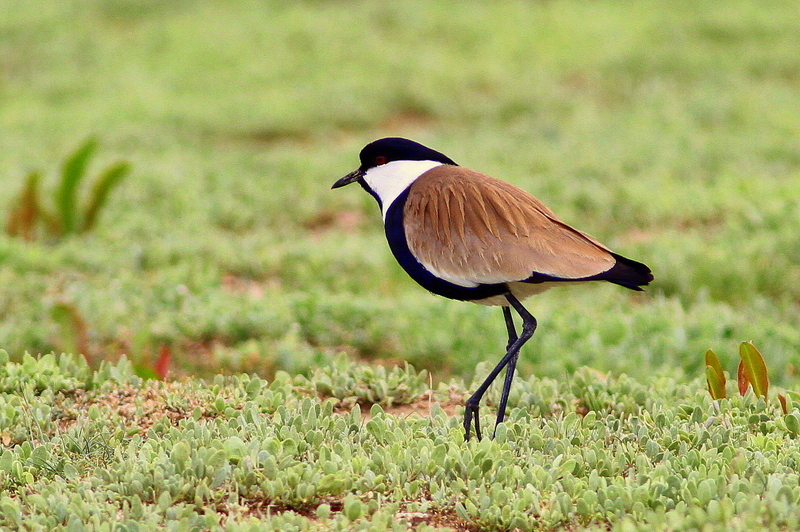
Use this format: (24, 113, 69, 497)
(5, 137, 130, 240)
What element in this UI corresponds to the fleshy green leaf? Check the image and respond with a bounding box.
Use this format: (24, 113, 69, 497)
(81, 161, 130, 232)
(58, 137, 97, 235)
(132, 364, 159, 381)
(785, 413, 800, 436)
(704, 349, 726, 399)
(706, 366, 726, 400)
(739, 341, 769, 399)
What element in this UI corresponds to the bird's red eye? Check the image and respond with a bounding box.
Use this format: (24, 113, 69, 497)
(374, 155, 388, 166)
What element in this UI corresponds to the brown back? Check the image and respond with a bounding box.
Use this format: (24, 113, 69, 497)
(403, 166, 615, 284)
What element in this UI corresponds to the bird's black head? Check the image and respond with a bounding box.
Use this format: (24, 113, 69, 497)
(332, 137, 457, 190)
(358, 137, 457, 171)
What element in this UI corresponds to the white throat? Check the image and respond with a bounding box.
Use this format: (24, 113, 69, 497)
(363, 160, 443, 220)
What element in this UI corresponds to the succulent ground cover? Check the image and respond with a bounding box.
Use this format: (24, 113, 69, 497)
(2, 0, 800, 530)
(2, 0, 799, 383)
(3, 351, 800, 531)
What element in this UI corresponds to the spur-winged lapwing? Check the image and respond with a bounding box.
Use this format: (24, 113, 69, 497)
(332, 137, 653, 441)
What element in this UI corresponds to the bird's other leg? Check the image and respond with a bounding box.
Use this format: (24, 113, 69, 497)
(493, 294, 537, 437)
(463, 295, 537, 442)
(492, 307, 518, 435)
(503, 306, 518, 351)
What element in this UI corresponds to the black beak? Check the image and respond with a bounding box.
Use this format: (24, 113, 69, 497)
(332, 168, 364, 189)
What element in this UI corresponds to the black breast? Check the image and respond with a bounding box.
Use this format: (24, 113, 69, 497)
(383, 187, 509, 302)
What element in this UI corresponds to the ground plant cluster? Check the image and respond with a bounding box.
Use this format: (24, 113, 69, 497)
(4, 352, 800, 531)
(1, 0, 799, 530)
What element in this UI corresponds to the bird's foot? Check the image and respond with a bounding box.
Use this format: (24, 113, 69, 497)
(463, 400, 482, 442)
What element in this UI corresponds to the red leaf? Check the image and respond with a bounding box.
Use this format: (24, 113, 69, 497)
(779, 394, 788, 415)
(737, 360, 749, 396)
(155, 344, 172, 380)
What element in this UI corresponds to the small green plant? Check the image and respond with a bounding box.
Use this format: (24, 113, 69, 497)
(704, 348, 727, 400)
(300, 354, 429, 408)
(50, 302, 89, 359)
(132, 344, 172, 381)
(5, 137, 130, 240)
(737, 340, 769, 399)
(705, 341, 789, 414)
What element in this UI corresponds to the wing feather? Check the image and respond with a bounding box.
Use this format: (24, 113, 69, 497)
(403, 166, 616, 285)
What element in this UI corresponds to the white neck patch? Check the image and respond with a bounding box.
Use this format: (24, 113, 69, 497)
(362, 160, 443, 220)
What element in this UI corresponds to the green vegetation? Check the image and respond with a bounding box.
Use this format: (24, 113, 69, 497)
(5, 138, 130, 241)
(4, 352, 800, 531)
(705, 349, 728, 400)
(1, 0, 799, 529)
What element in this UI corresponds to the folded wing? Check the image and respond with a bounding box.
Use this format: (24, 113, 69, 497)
(403, 166, 618, 286)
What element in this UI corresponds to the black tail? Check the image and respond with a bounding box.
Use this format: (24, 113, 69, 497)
(598, 253, 653, 291)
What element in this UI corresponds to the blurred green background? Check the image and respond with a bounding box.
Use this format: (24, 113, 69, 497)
(1, 0, 798, 385)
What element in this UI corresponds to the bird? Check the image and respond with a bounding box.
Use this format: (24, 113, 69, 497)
(332, 137, 653, 441)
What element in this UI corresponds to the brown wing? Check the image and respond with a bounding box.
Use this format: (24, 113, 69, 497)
(403, 166, 616, 285)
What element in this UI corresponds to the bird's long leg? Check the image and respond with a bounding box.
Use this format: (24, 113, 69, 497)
(503, 306, 518, 350)
(471, 308, 516, 442)
(490, 307, 519, 436)
(463, 293, 538, 441)
(493, 295, 537, 437)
